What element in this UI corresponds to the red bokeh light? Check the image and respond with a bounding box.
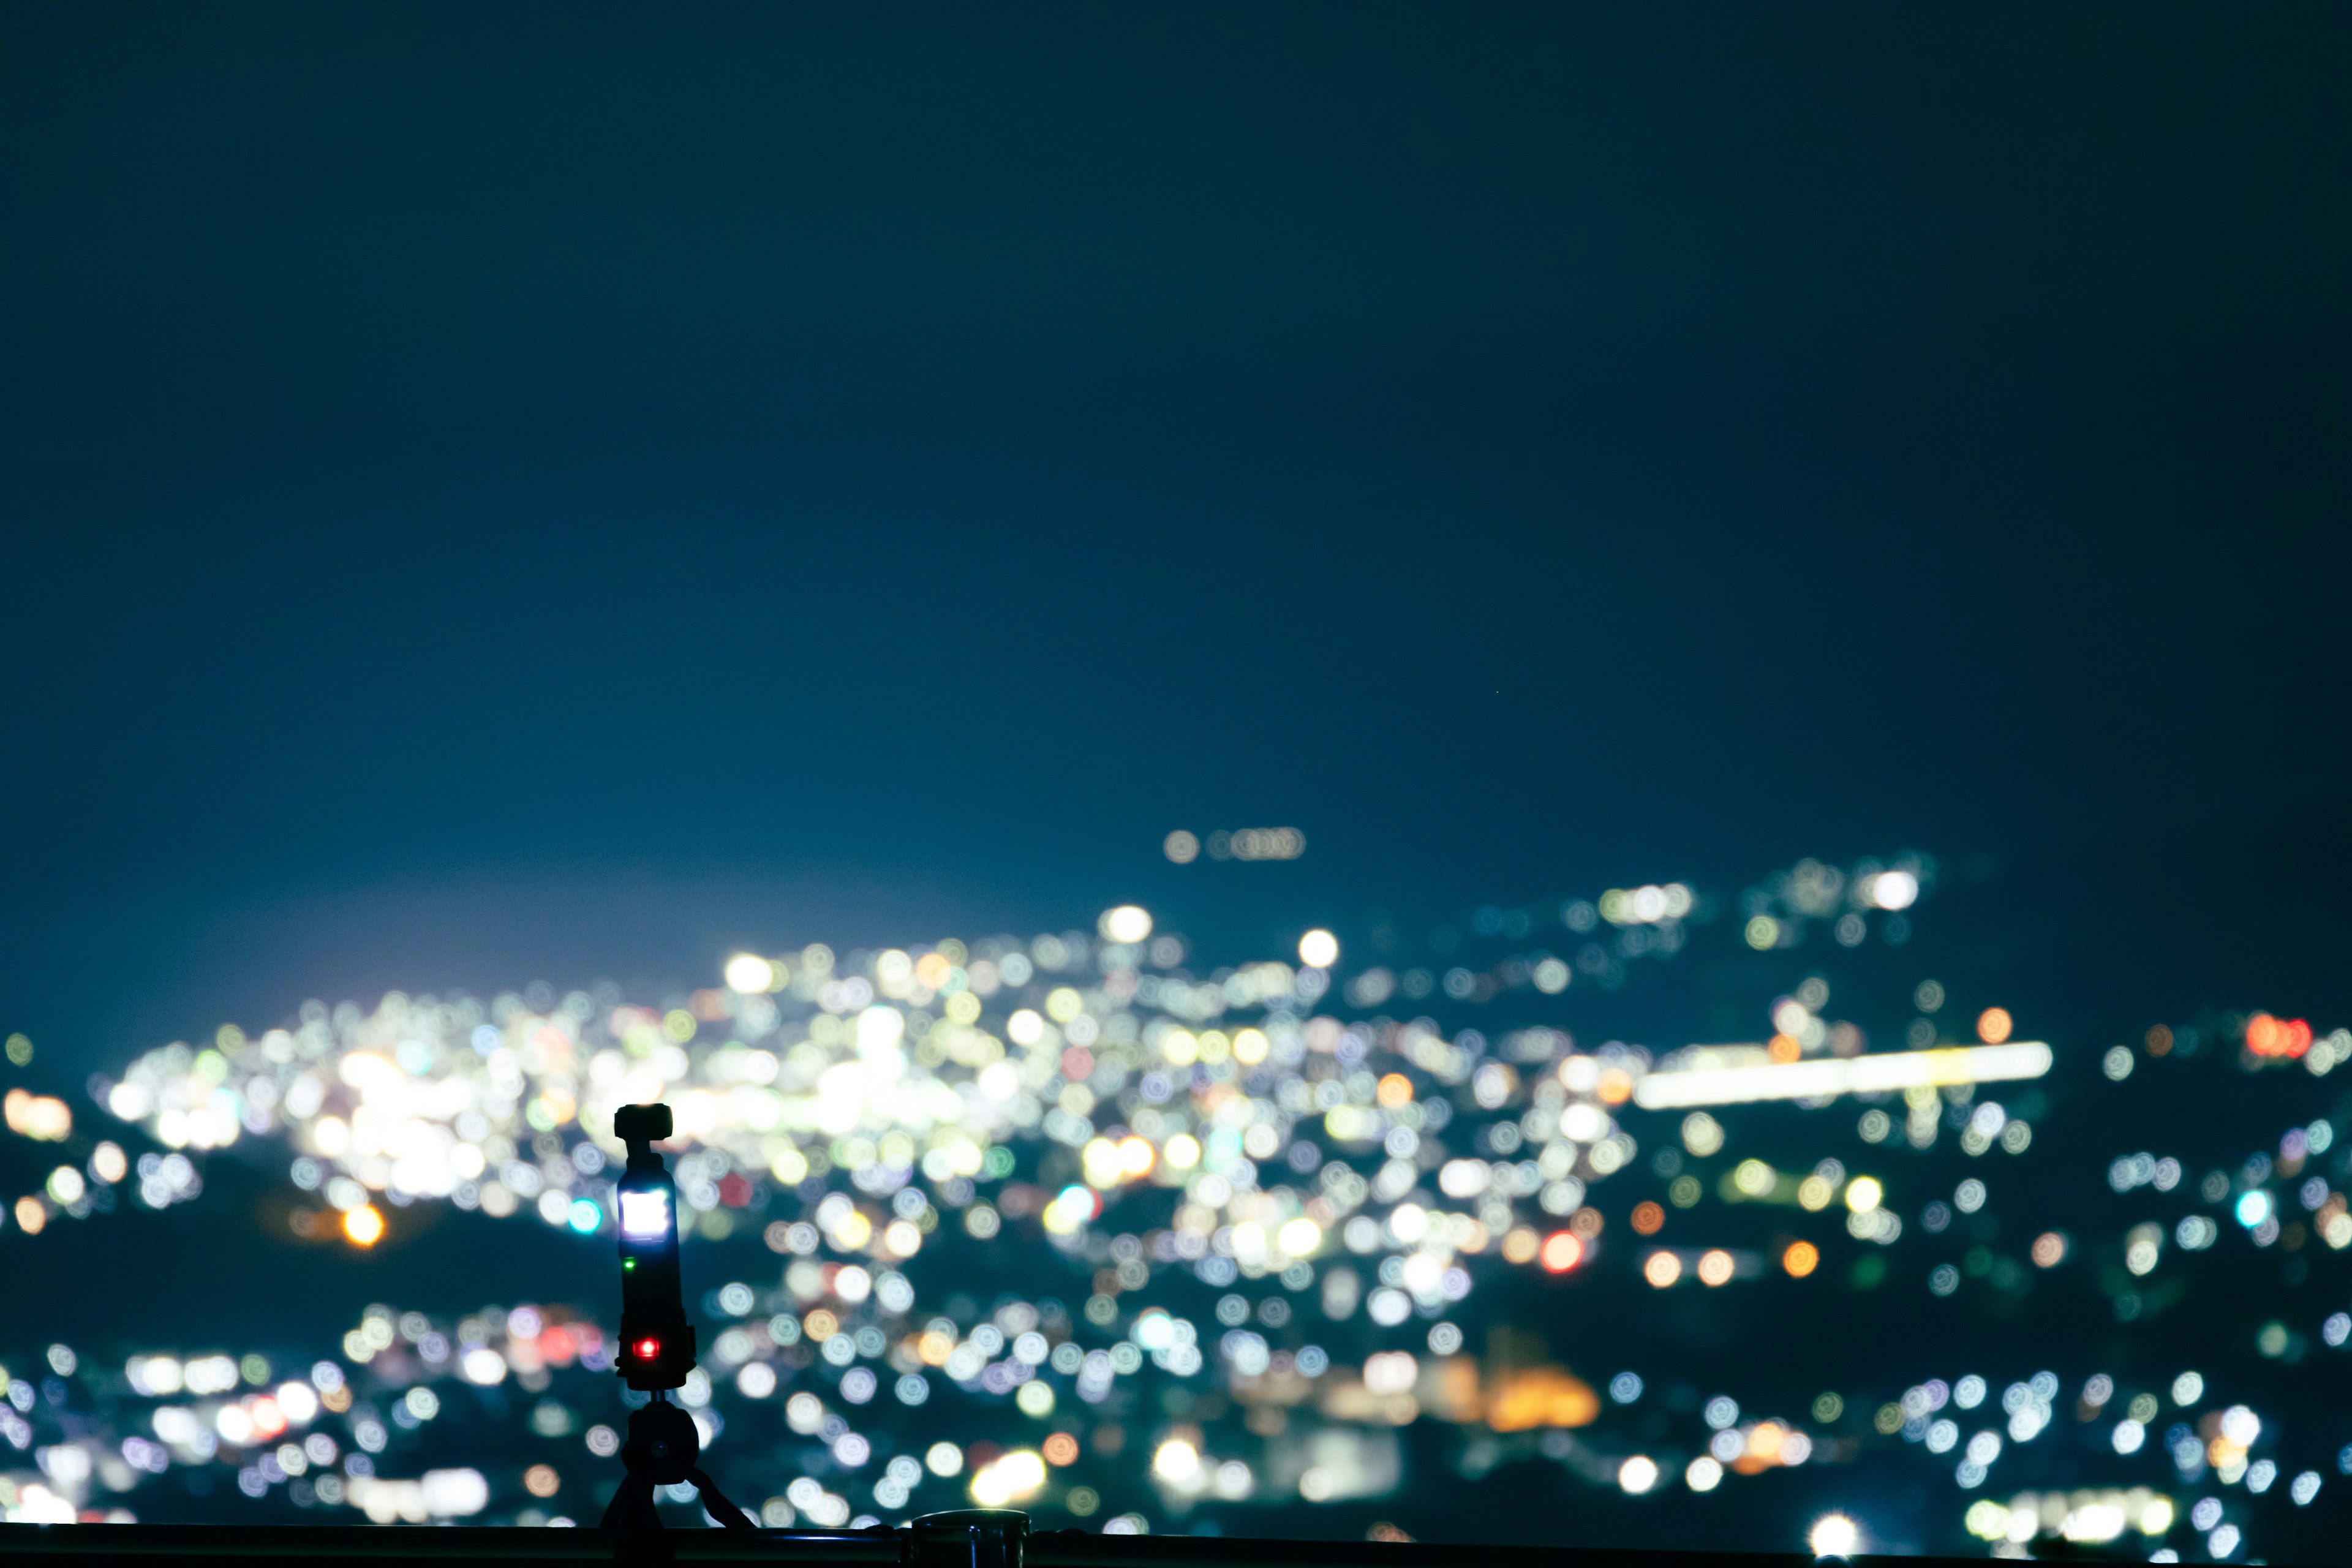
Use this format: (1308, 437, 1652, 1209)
(2247, 1013, 2313, 1058)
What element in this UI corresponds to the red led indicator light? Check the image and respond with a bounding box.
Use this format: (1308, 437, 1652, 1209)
(635, 1337, 662, 1359)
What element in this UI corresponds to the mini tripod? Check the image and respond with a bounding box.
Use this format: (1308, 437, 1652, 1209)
(597, 1391, 754, 1532)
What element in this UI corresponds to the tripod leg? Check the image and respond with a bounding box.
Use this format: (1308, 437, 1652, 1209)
(601, 1473, 660, 1531)
(606, 1506, 678, 1568)
(687, 1466, 756, 1529)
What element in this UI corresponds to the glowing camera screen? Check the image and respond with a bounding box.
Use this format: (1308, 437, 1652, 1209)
(619, 1189, 672, 1240)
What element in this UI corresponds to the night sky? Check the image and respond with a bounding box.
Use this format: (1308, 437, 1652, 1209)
(4, 0, 2351, 1354)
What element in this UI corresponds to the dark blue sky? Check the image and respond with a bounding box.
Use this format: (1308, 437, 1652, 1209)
(2, 4, 2346, 1060)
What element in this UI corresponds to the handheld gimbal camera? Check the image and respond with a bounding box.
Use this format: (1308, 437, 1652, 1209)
(598, 1102, 753, 1532)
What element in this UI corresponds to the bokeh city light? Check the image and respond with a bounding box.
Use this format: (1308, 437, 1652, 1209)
(2, 851, 2347, 1559)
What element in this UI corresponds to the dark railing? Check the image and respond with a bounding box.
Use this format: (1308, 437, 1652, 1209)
(0, 1513, 1885, 1568)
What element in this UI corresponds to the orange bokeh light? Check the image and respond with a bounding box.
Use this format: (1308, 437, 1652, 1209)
(1630, 1202, 1665, 1236)
(1643, 1251, 1682, 1288)
(2247, 1013, 2313, 1058)
(1540, 1231, 1585, 1273)
(1042, 1433, 1080, 1466)
(1977, 1008, 2013, 1045)
(1376, 1073, 1414, 1107)
(1782, 1240, 1819, 1277)
(342, 1205, 385, 1247)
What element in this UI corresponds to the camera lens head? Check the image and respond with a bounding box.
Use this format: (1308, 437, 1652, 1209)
(614, 1103, 673, 1143)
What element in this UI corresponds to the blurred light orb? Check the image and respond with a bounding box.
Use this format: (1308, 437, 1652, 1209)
(1298, 930, 1340, 969)
(1540, 1232, 1583, 1272)
(2247, 1012, 2314, 1058)
(1872, 870, 1920, 910)
(1845, 1177, 1883, 1214)
(972, 1449, 1046, 1506)
(723, 954, 775, 994)
(1681, 1112, 1725, 1156)
(1099, 907, 1153, 944)
(1618, 1455, 1659, 1495)
(342, 1205, 385, 1248)
(1810, 1515, 1861, 1558)
(6, 1089, 71, 1141)
(1152, 1439, 1201, 1483)
(1163, 831, 1200, 864)
(1977, 1008, 2014, 1045)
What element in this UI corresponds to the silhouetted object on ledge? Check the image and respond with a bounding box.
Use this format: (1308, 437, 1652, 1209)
(911, 1510, 1028, 1568)
(600, 1104, 750, 1538)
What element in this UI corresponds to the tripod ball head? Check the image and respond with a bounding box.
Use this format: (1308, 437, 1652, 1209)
(620, 1400, 702, 1487)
